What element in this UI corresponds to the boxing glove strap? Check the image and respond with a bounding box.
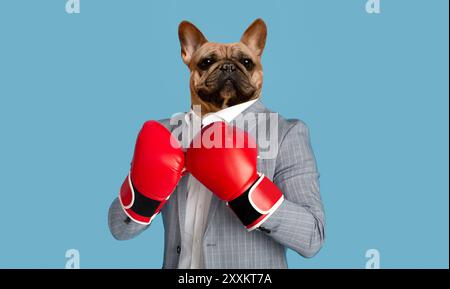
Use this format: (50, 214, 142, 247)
(129, 183, 162, 218)
(227, 182, 263, 227)
(227, 174, 284, 230)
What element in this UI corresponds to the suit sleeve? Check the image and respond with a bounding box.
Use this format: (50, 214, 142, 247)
(108, 198, 149, 240)
(260, 120, 325, 258)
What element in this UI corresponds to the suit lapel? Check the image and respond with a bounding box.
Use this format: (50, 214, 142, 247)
(203, 193, 221, 237)
(176, 175, 189, 236)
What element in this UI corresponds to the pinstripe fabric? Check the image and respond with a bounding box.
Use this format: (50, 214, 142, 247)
(108, 99, 325, 268)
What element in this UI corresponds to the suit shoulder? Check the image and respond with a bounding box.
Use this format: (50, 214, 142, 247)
(156, 118, 173, 130)
(135, 119, 176, 133)
(257, 102, 309, 135)
(141, 117, 184, 133)
(274, 113, 310, 140)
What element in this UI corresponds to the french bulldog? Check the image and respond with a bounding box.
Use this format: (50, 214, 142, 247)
(178, 18, 267, 114)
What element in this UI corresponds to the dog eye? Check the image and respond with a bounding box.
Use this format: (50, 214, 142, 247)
(240, 58, 254, 70)
(198, 58, 215, 70)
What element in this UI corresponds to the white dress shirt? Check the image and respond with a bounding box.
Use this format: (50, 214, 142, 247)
(178, 98, 259, 269)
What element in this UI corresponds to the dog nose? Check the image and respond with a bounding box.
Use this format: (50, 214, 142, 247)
(220, 62, 236, 73)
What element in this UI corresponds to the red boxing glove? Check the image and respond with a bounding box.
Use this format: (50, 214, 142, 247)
(186, 121, 284, 231)
(119, 121, 184, 225)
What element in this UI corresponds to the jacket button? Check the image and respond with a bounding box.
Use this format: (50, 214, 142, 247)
(177, 245, 181, 254)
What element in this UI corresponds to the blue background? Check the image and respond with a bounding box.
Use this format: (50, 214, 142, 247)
(0, 0, 448, 268)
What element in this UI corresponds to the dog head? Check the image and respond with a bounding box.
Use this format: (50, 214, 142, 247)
(178, 19, 267, 114)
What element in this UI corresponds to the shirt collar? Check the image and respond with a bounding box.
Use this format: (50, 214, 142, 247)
(185, 98, 259, 127)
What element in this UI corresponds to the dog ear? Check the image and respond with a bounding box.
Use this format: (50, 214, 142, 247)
(240, 18, 267, 58)
(178, 21, 208, 66)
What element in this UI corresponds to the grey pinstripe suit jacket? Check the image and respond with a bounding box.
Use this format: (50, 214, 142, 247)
(108, 100, 325, 268)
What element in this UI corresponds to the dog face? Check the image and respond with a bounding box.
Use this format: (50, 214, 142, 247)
(178, 19, 267, 113)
